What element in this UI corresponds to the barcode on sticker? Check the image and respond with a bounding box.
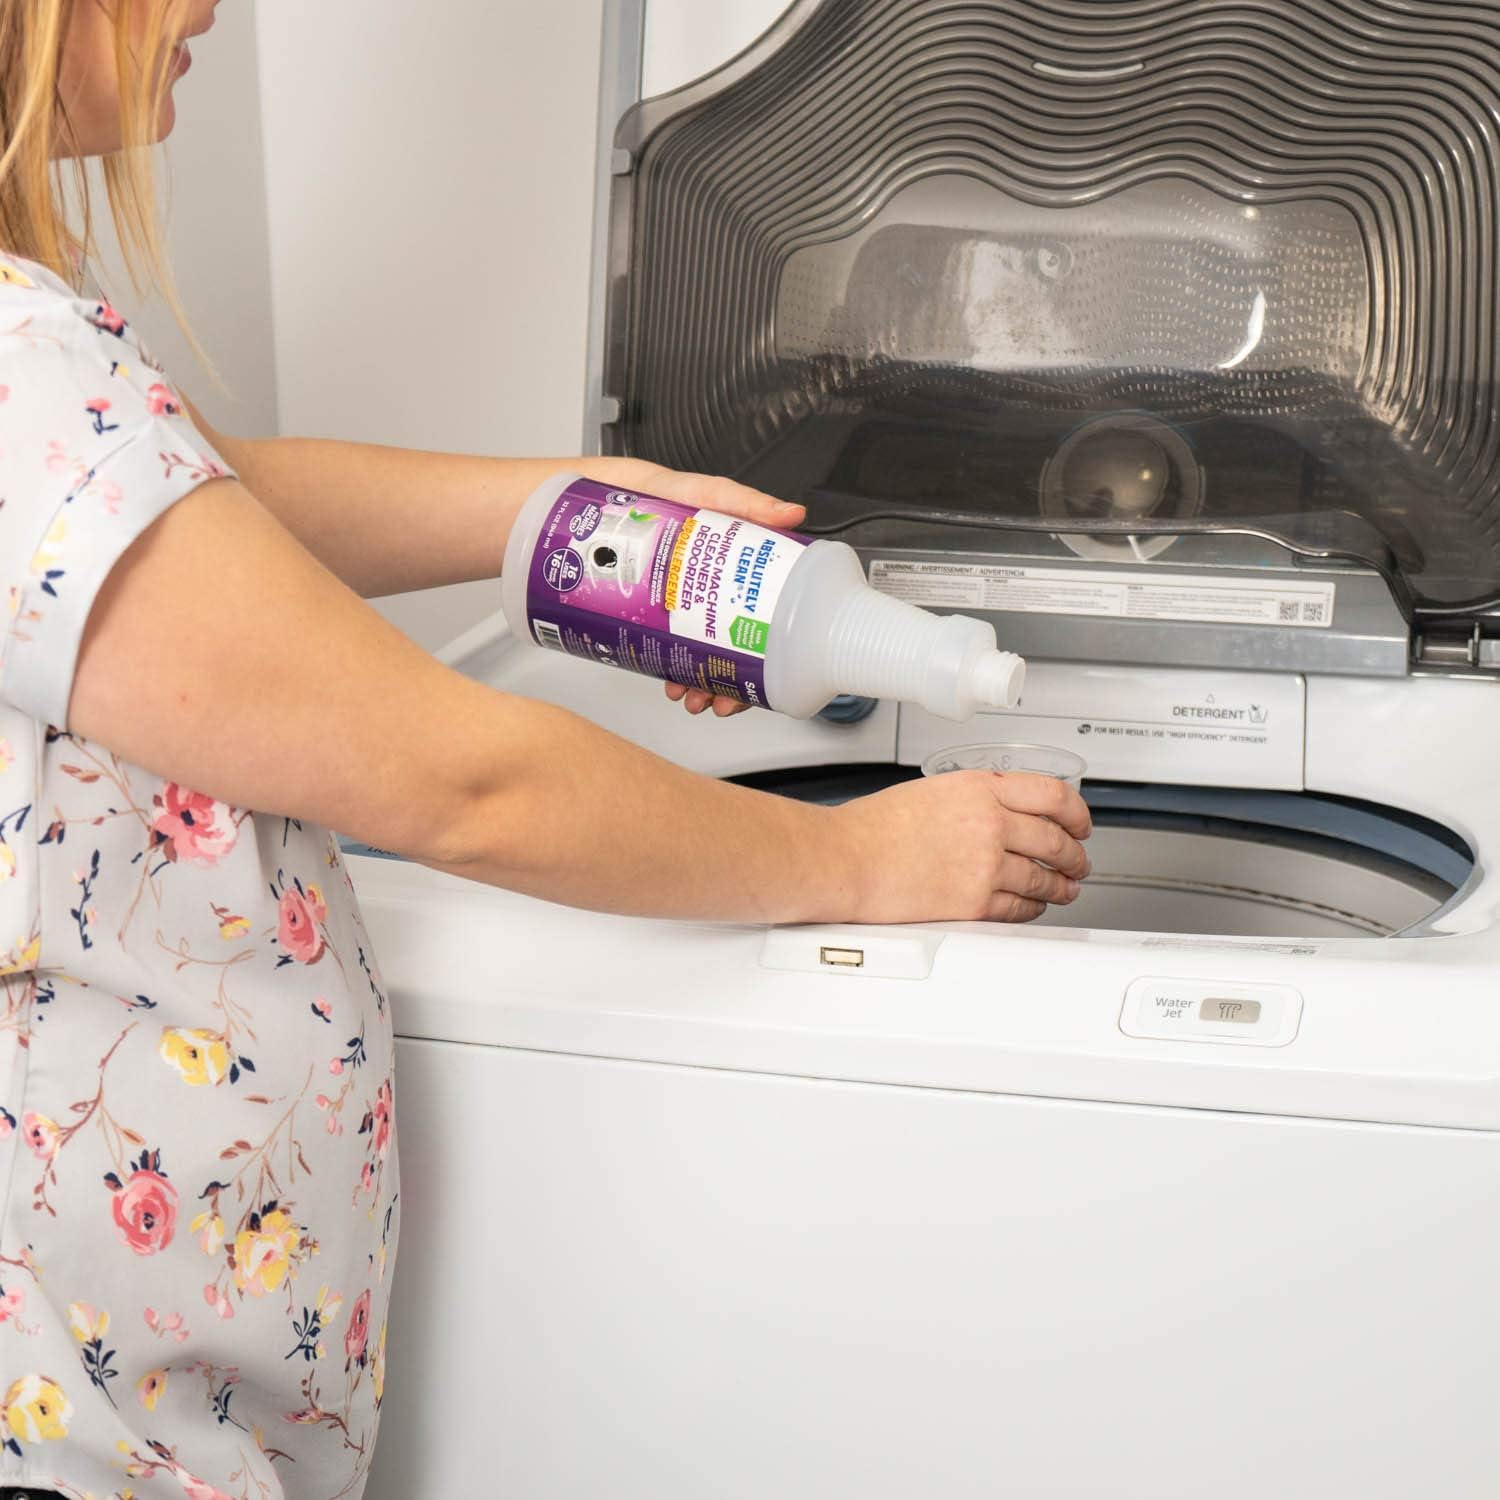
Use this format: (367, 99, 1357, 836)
(1302, 600, 1327, 623)
(534, 620, 564, 651)
(1278, 600, 1298, 622)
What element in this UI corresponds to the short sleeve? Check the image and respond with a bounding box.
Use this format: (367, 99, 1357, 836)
(0, 261, 235, 729)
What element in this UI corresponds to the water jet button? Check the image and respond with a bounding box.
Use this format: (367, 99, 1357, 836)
(1120, 977, 1302, 1047)
(1201, 997, 1260, 1025)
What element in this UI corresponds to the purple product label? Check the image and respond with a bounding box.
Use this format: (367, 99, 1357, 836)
(525, 478, 809, 710)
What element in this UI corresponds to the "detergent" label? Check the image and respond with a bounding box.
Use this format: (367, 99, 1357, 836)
(525, 478, 807, 709)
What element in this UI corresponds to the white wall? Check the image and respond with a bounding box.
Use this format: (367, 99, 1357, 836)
(643, 0, 792, 97)
(254, 0, 608, 649)
(116, 1, 795, 653)
(91, 0, 278, 438)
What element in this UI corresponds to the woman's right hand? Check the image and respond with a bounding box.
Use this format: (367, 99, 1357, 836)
(69, 473, 1090, 930)
(833, 770, 1093, 924)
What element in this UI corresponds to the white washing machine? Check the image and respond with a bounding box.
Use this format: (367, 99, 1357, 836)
(360, 4, 1500, 1496)
(577, 499, 661, 593)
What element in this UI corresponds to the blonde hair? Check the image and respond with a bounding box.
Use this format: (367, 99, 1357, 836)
(0, 0, 188, 308)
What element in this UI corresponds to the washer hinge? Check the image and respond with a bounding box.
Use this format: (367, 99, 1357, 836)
(1413, 622, 1500, 673)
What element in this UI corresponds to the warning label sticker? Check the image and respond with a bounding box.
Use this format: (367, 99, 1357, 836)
(869, 560, 1336, 629)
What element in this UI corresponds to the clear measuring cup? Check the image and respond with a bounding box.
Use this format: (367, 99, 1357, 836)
(921, 742, 1087, 791)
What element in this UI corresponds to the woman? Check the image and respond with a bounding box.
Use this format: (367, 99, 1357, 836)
(0, 2, 1091, 1496)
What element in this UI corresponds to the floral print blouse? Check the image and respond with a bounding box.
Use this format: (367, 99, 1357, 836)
(0, 257, 396, 1500)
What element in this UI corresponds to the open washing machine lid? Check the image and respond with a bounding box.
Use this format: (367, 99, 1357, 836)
(600, 0, 1500, 672)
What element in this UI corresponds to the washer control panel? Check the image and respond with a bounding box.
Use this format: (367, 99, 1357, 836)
(1119, 976, 1303, 1047)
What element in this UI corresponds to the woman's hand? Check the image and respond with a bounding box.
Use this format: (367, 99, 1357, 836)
(69, 474, 1090, 926)
(833, 770, 1093, 924)
(618, 464, 806, 719)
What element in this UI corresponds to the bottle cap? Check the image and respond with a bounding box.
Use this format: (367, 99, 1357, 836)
(972, 651, 1026, 710)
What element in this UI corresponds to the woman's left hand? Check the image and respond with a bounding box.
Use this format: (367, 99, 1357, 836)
(619, 464, 807, 718)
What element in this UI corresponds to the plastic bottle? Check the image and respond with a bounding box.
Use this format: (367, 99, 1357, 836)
(500, 474, 1025, 721)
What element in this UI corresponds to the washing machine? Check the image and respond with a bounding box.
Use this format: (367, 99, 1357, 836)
(359, 4, 1500, 1496)
(575, 497, 661, 594)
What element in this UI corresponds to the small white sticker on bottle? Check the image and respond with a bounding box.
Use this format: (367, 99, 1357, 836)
(869, 560, 1336, 629)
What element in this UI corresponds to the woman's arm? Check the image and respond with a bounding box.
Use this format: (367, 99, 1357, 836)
(68, 479, 1091, 924)
(192, 407, 800, 601)
(192, 408, 807, 715)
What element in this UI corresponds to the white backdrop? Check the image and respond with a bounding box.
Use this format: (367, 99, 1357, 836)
(254, 0, 613, 646)
(643, 0, 791, 96)
(93, 0, 278, 439)
(122, 0, 792, 650)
